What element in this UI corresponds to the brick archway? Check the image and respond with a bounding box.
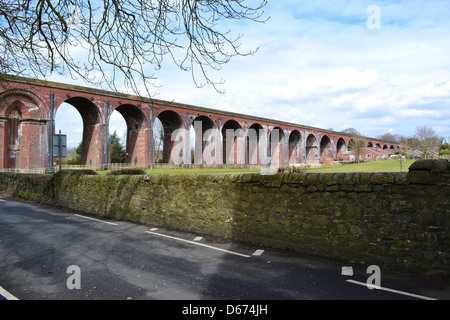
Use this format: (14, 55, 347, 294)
(0, 91, 47, 169)
(114, 104, 149, 165)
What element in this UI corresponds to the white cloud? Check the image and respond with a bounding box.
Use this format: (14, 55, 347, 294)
(49, 0, 450, 144)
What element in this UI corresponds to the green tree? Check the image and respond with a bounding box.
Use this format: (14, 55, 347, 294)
(110, 131, 126, 163)
(440, 143, 450, 156)
(67, 141, 82, 165)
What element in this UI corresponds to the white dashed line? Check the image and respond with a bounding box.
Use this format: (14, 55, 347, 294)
(145, 231, 251, 258)
(0, 285, 19, 300)
(341, 266, 354, 276)
(193, 237, 203, 241)
(252, 249, 265, 256)
(74, 214, 118, 226)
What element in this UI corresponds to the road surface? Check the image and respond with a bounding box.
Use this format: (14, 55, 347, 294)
(0, 194, 448, 311)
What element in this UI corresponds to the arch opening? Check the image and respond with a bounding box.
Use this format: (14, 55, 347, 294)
(58, 97, 102, 167)
(288, 130, 302, 165)
(246, 123, 264, 165)
(156, 110, 185, 164)
(113, 104, 148, 166)
(222, 120, 243, 165)
(192, 115, 217, 165)
(336, 138, 346, 160)
(305, 134, 318, 164)
(320, 135, 333, 164)
(269, 127, 286, 167)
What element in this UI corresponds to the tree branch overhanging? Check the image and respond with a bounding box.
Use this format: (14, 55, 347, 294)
(0, 0, 268, 96)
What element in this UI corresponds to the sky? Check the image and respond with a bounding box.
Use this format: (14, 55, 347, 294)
(53, 0, 450, 148)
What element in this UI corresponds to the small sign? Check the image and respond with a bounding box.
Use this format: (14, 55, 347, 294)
(53, 134, 67, 157)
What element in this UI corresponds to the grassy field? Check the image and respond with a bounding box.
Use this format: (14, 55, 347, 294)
(306, 159, 417, 173)
(97, 159, 417, 175)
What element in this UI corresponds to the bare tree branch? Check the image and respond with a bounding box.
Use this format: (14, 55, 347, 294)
(0, 0, 268, 96)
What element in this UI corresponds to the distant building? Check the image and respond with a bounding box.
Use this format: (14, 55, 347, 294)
(343, 148, 393, 162)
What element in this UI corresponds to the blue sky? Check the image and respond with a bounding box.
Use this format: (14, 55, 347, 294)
(53, 1, 450, 147)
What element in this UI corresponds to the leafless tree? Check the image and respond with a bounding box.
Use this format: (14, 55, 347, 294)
(0, 0, 267, 95)
(414, 125, 440, 159)
(348, 131, 366, 163)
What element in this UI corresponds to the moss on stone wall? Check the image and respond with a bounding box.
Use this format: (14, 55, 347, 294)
(0, 161, 449, 277)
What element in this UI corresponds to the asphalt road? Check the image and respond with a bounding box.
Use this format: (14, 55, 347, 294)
(0, 194, 449, 308)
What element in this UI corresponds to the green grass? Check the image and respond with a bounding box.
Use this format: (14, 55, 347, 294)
(307, 159, 417, 173)
(96, 159, 417, 175)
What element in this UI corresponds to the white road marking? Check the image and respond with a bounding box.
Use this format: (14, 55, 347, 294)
(145, 231, 251, 258)
(74, 214, 118, 226)
(0, 285, 19, 300)
(341, 266, 354, 276)
(252, 249, 265, 256)
(150, 228, 159, 231)
(193, 237, 203, 241)
(346, 279, 438, 300)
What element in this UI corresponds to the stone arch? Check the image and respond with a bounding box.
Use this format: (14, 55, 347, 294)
(305, 134, 318, 164)
(61, 97, 102, 167)
(0, 90, 45, 119)
(269, 127, 286, 167)
(156, 110, 185, 164)
(336, 138, 346, 160)
(222, 120, 243, 165)
(320, 135, 333, 164)
(288, 130, 302, 165)
(192, 115, 217, 165)
(114, 104, 148, 165)
(246, 123, 264, 165)
(367, 142, 373, 148)
(0, 92, 47, 169)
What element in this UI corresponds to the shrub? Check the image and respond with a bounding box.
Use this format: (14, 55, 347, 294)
(106, 168, 146, 175)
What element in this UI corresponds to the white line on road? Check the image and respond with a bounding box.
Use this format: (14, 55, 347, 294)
(145, 231, 251, 258)
(252, 249, 265, 256)
(74, 214, 118, 226)
(341, 266, 354, 276)
(0, 285, 19, 300)
(346, 279, 438, 300)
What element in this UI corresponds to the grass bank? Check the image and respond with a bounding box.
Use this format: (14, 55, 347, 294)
(307, 159, 417, 173)
(97, 160, 417, 175)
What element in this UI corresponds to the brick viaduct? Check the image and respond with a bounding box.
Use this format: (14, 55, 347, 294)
(0, 75, 400, 170)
